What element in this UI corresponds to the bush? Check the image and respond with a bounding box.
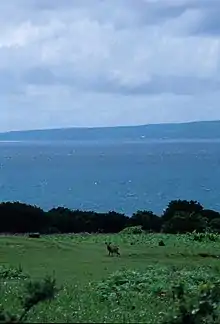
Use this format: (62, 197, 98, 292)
(200, 209, 220, 222)
(28, 233, 40, 238)
(0, 275, 58, 323)
(1, 199, 220, 235)
(190, 230, 219, 242)
(96, 269, 151, 303)
(158, 240, 165, 246)
(162, 212, 207, 234)
(163, 281, 220, 324)
(130, 210, 162, 232)
(0, 265, 29, 280)
(120, 226, 144, 235)
(162, 200, 204, 222)
(95, 267, 173, 304)
(210, 218, 220, 233)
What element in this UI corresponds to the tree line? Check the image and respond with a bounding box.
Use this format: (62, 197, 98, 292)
(1, 200, 220, 234)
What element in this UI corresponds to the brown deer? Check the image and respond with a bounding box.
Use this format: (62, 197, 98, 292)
(105, 242, 120, 256)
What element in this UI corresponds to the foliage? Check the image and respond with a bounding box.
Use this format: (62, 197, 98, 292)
(0, 202, 46, 233)
(200, 209, 220, 222)
(2, 233, 220, 322)
(190, 230, 219, 242)
(96, 269, 152, 302)
(96, 266, 220, 323)
(0, 275, 58, 323)
(163, 281, 220, 324)
(162, 211, 207, 234)
(130, 210, 162, 232)
(162, 200, 204, 222)
(120, 226, 144, 235)
(95, 266, 208, 303)
(0, 265, 29, 280)
(1, 198, 220, 237)
(210, 218, 220, 233)
(158, 240, 165, 246)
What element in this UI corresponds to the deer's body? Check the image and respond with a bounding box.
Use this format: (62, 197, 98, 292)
(105, 242, 120, 256)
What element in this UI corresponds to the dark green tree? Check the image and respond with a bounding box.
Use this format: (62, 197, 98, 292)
(162, 211, 208, 234)
(162, 200, 204, 223)
(130, 210, 162, 232)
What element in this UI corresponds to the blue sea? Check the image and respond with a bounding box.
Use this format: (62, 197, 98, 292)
(0, 139, 220, 215)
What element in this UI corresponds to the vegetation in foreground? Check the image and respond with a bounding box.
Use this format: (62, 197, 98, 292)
(1, 232, 220, 323)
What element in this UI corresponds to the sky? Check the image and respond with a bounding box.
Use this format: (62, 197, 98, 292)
(1, 0, 220, 132)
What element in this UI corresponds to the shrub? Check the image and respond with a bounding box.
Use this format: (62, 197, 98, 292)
(210, 218, 220, 233)
(130, 210, 162, 232)
(158, 240, 165, 246)
(0, 265, 29, 280)
(163, 281, 220, 324)
(96, 269, 151, 303)
(162, 200, 204, 222)
(0, 275, 58, 323)
(191, 231, 219, 242)
(120, 226, 144, 235)
(162, 212, 207, 234)
(28, 233, 40, 238)
(95, 267, 172, 304)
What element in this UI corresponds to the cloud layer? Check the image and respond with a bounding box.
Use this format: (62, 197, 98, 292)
(1, 0, 220, 131)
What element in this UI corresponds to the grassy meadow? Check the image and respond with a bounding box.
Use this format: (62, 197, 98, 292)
(1, 232, 220, 323)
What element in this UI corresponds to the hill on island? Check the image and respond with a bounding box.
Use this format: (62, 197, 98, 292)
(0, 120, 220, 142)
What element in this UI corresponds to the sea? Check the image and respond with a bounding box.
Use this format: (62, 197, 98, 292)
(0, 139, 220, 216)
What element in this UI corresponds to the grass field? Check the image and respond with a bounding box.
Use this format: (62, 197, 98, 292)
(1, 233, 220, 323)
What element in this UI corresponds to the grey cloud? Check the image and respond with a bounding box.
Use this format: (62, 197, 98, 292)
(0, 0, 220, 131)
(91, 75, 220, 96)
(24, 67, 57, 85)
(186, 0, 220, 10)
(0, 0, 218, 37)
(173, 0, 220, 36)
(26, 0, 220, 29)
(0, 0, 193, 29)
(22, 66, 220, 97)
(22, 66, 82, 87)
(28, 0, 83, 10)
(191, 9, 220, 36)
(0, 69, 23, 94)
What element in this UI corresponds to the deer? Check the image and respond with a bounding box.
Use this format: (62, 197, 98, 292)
(105, 242, 120, 256)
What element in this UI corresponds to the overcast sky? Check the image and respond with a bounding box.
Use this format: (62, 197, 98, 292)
(1, 0, 220, 132)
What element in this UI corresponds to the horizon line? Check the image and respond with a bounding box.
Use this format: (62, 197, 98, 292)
(1, 118, 220, 135)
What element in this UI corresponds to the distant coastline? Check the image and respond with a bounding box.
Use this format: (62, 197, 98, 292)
(1, 138, 220, 145)
(0, 140, 23, 143)
(0, 120, 220, 142)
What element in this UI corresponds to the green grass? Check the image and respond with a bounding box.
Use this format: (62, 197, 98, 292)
(1, 233, 220, 323)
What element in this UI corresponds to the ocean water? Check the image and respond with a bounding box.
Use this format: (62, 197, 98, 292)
(0, 139, 220, 216)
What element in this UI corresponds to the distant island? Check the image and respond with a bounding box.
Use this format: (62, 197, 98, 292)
(0, 120, 220, 142)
